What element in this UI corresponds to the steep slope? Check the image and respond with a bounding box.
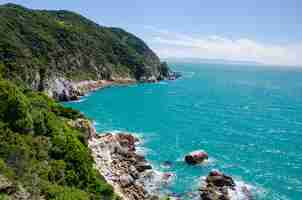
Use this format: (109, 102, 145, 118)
(0, 3, 170, 100)
(0, 79, 119, 200)
(0, 3, 173, 199)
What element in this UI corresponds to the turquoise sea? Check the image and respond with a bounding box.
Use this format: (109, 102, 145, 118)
(65, 62, 302, 200)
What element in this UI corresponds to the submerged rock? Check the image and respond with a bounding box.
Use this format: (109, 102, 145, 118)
(185, 150, 209, 165)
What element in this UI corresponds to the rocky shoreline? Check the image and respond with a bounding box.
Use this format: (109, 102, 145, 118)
(47, 71, 181, 102)
(73, 74, 254, 200)
(46, 78, 137, 101)
(88, 132, 173, 200)
(84, 123, 253, 200)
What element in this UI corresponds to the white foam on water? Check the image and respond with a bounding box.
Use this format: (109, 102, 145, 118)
(176, 150, 215, 166)
(141, 169, 176, 197)
(179, 71, 195, 78)
(84, 92, 91, 97)
(228, 180, 254, 200)
(201, 157, 216, 166)
(157, 81, 168, 85)
(176, 149, 205, 160)
(136, 146, 154, 156)
(92, 121, 99, 127)
(243, 105, 249, 110)
(69, 98, 87, 103)
(189, 149, 207, 155)
(199, 174, 263, 200)
(230, 178, 269, 200)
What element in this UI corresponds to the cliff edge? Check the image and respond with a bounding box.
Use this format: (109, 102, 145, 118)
(0, 3, 171, 100)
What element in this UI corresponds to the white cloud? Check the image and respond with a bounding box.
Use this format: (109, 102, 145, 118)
(143, 26, 302, 66)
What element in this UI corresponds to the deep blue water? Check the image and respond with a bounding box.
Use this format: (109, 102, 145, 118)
(65, 62, 302, 200)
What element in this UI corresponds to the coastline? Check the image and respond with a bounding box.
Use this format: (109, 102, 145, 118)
(48, 78, 137, 102)
(67, 73, 256, 200)
(88, 132, 169, 200)
(52, 71, 181, 102)
(75, 75, 182, 200)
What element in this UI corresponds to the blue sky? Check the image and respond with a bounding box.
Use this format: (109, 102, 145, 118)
(1, 0, 301, 66)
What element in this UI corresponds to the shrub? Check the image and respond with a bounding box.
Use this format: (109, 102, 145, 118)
(0, 80, 117, 199)
(0, 80, 33, 133)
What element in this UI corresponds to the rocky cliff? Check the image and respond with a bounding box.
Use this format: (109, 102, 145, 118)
(0, 3, 171, 100)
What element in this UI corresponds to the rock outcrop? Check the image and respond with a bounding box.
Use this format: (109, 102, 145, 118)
(0, 175, 32, 200)
(200, 170, 252, 200)
(185, 150, 209, 165)
(89, 133, 173, 200)
(67, 118, 97, 142)
(45, 78, 137, 101)
(200, 170, 235, 200)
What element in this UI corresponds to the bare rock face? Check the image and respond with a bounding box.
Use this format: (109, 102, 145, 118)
(13, 186, 31, 200)
(45, 77, 82, 101)
(0, 4, 174, 102)
(115, 134, 139, 151)
(89, 133, 171, 200)
(0, 175, 13, 192)
(0, 175, 31, 200)
(68, 118, 97, 141)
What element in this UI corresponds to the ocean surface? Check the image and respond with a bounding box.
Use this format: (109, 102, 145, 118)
(65, 62, 302, 200)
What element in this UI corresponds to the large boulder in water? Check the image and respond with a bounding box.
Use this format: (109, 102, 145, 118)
(185, 150, 208, 165)
(206, 170, 235, 188)
(200, 170, 234, 200)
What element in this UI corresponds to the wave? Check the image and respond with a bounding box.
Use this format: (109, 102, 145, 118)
(68, 98, 87, 103)
(92, 120, 99, 126)
(177, 71, 195, 78)
(141, 169, 176, 198)
(136, 146, 155, 156)
(228, 180, 254, 200)
(157, 81, 168, 85)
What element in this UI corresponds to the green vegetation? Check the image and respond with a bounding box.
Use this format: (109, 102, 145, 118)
(0, 3, 169, 91)
(0, 3, 171, 199)
(0, 79, 119, 200)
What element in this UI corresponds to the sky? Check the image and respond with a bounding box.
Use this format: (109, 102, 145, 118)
(1, 0, 302, 66)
